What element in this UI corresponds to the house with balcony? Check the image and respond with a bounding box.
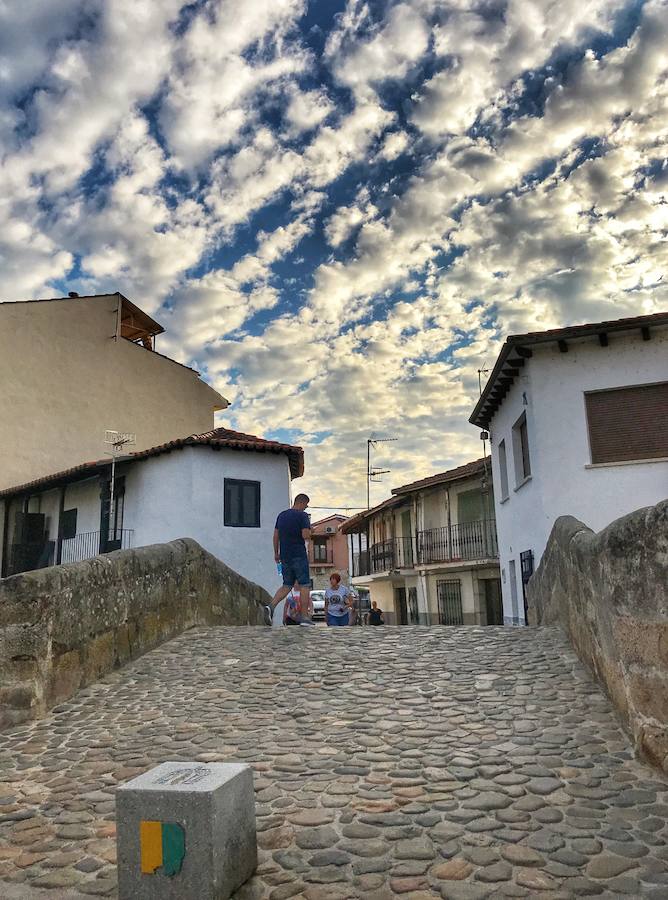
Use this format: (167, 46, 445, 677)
(306, 514, 350, 589)
(0, 428, 303, 595)
(470, 310, 668, 625)
(341, 458, 501, 625)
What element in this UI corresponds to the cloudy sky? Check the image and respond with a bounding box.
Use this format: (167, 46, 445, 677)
(1, 0, 667, 509)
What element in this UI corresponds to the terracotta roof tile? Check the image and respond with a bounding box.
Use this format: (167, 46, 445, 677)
(0, 427, 304, 498)
(391, 457, 488, 495)
(339, 456, 490, 534)
(470, 309, 668, 428)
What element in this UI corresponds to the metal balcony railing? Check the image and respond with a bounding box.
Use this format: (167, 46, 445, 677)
(417, 520, 498, 564)
(352, 536, 414, 576)
(61, 529, 134, 564)
(351, 520, 498, 577)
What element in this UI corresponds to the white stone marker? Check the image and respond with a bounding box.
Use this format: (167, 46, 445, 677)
(116, 761, 257, 900)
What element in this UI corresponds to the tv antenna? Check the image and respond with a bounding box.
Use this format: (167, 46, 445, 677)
(104, 431, 136, 540)
(367, 436, 397, 509)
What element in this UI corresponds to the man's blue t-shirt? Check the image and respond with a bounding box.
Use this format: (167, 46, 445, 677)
(275, 509, 310, 560)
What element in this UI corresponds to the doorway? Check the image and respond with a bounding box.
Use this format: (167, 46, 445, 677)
(395, 587, 408, 625)
(483, 578, 504, 625)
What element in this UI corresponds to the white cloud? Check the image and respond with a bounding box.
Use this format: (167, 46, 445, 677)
(160, 0, 308, 169)
(284, 87, 333, 136)
(324, 188, 378, 247)
(1, 0, 667, 510)
(328, 2, 430, 99)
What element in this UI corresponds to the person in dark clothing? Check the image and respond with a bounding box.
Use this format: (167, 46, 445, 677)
(270, 494, 315, 626)
(368, 601, 384, 625)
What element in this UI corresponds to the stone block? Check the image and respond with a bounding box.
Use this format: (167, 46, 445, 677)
(116, 761, 257, 900)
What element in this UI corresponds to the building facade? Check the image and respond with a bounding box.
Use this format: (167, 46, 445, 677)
(306, 515, 350, 589)
(470, 311, 668, 625)
(0, 292, 227, 490)
(0, 428, 303, 595)
(342, 458, 501, 625)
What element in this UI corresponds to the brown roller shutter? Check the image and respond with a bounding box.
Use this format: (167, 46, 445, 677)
(585, 382, 668, 464)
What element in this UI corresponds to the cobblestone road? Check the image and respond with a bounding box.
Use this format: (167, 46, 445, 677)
(1, 626, 667, 899)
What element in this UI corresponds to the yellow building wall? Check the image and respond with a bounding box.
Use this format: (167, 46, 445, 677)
(0, 295, 225, 489)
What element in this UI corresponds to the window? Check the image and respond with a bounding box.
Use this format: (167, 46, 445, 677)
(313, 538, 329, 562)
(512, 412, 531, 485)
(498, 440, 509, 499)
(585, 381, 668, 464)
(61, 509, 77, 540)
(437, 580, 463, 625)
(224, 479, 261, 528)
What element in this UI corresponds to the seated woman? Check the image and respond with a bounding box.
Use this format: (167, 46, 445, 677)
(325, 573, 352, 626)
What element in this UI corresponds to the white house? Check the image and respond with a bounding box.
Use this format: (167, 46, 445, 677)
(342, 458, 502, 625)
(470, 310, 668, 625)
(0, 428, 304, 595)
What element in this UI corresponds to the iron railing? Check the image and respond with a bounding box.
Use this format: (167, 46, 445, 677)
(351, 520, 498, 577)
(417, 520, 498, 564)
(61, 529, 134, 564)
(352, 536, 414, 576)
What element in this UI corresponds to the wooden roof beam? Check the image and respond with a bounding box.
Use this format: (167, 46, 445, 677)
(558, 339, 568, 353)
(514, 346, 533, 358)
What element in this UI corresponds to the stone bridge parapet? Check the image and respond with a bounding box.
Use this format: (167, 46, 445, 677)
(527, 499, 668, 772)
(0, 538, 269, 729)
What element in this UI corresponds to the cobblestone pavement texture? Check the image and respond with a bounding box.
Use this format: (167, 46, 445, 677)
(1, 626, 667, 899)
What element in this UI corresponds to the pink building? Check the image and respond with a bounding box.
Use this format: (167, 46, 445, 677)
(307, 514, 350, 588)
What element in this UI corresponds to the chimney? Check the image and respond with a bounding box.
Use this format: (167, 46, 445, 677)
(68, 291, 79, 298)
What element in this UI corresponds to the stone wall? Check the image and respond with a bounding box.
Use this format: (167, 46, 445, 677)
(0, 539, 269, 729)
(527, 500, 668, 772)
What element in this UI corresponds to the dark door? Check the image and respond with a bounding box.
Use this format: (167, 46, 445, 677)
(395, 587, 408, 625)
(100, 476, 126, 552)
(400, 510, 413, 567)
(484, 578, 504, 625)
(11, 511, 47, 573)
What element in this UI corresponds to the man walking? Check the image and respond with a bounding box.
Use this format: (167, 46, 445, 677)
(270, 494, 315, 626)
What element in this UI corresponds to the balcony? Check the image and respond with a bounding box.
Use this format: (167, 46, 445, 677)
(7, 530, 134, 575)
(352, 536, 414, 577)
(61, 529, 134, 564)
(417, 520, 498, 564)
(352, 520, 498, 577)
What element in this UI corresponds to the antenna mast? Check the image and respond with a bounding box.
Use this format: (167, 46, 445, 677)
(366, 436, 397, 509)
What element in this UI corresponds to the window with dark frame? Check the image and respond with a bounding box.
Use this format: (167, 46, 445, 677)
(61, 508, 77, 540)
(313, 537, 328, 562)
(498, 439, 509, 499)
(585, 381, 668, 464)
(224, 479, 261, 528)
(512, 412, 531, 484)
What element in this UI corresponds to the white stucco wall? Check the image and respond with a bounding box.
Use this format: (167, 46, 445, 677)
(489, 329, 668, 624)
(123, 446, 293, 594)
